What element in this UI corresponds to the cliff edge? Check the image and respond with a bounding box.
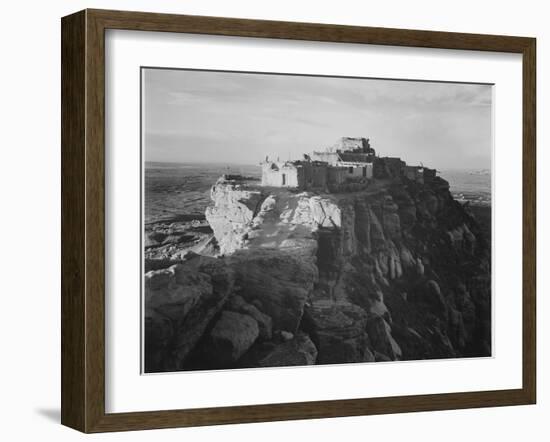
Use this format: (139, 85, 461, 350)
(145, 175, 491, 372)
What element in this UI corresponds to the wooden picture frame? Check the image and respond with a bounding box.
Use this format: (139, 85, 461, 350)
(61, 8, 536, 433)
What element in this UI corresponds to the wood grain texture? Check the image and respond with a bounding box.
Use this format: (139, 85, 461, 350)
(60, 8, 537, 433)
(89, 8, 533, 52)
(522, 38, 536, 403)
(85, 9, 107, 433)
(61, 10, 86, 431)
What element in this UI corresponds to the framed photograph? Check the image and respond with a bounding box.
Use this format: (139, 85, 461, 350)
(61, 9, 536, 433)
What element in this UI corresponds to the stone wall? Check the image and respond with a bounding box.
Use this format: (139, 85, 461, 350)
(339, 163, 373, 180)
(261, 161, 301, 188)
(301, 161, 328, 189)
(312, 151, 339, 164)
(327, 167, 347, 186)
(261, 161, 330, 190)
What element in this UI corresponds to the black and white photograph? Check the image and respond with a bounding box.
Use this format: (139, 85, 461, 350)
(1, 0, 544, 438)
(142, 68, 492, 373)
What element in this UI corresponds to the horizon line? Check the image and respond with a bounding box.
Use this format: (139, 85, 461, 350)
(144, 160, 491, 172)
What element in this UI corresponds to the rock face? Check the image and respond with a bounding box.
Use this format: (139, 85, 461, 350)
(144, 174, 491, 372)
(144, 216, 217, 272)
(202, 310, 260, 366)
(303, 299, 372, 364)
(254, 332, 318, 367)
(366, 314, 402, 360)
(144, 255, 234, 372)
(228, 249, 318, 333)
(226, 295, 273, 340)
(205, 179, 265, 255)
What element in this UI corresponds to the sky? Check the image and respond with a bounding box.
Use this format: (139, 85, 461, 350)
(143, 68, 492, 171)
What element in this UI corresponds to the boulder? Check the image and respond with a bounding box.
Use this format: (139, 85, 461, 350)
(146, 266, 212, 320)
(447, 223, 476, 255)
(448, 307, 467, 350)
(416, 258, 425, 276)
(376, 242, 403, 280)
(454, 283, 477, 341)
(396, 195, 417, 230)
(374, 351, 392, 362)
(363, 346, 376, 362)
(144, 308, 173, 372)
(366, 314, 402, 360)
(431, 324, 456, 357)
(388, 323, 428, 360)
(418, 191, 439, 216)
(229, 249, 318, 333)
(382, 196, 401, 239)
(308, 195, 342, 228)
(226, 295, 273, 340)
(255, 332, 318, 367)
(144, 257, 234, 370)
(408, 279, 447, 317)
(144, 231, 166, 247)
(280, 330, 294, 341)
(368, 208, 386, 250)
(304, 300, 371, 364)
(203, 311, 259, 365)
(399, 246, 415, 270)
(353, 200, 372, 252)
(424, 280, 447, 315)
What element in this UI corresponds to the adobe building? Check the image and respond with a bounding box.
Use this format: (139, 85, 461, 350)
(312, 136, 375, 182)
(260, 136, 435, 191)
(313, 137, 375, 166)
(260, 160, 329, 189)
(374, 157, 406, 179)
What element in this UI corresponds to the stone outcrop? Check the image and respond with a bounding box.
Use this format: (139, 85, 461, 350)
(226, 295, 273, 340)
(144, 255, 234, 372)
(202, 310, 260, 365)
(303, 299, 373, 364)
(366, 314, 402, 360)
(228, 249, 318, 333)
(144, 173, 491, 372)
(253, 332, 318, 367)
(205, 178, 265, 255)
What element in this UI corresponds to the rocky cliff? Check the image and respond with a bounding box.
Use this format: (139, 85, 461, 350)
(145, 175, 491, 372)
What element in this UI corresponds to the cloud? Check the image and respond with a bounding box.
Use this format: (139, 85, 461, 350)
(143, 68, 493, 170)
